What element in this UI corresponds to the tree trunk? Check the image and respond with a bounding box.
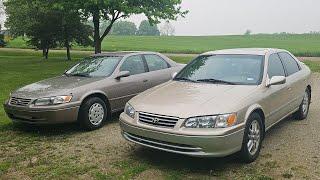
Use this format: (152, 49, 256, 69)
(64, 34, 71, 61)
(93, 11, 101, 54)
(42, 48, 46, 59)
(66, 45, 71, 61)
(94, 39, 102, 54)
(45, 48, 49, 59)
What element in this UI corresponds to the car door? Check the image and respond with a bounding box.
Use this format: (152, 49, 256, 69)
(263, 53, 289, 127)
(109, 55, 149, 111)
(143, 54, 173, 89)
(278, 52, 305, 112)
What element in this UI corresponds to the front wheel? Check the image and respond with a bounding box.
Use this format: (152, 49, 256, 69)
(78, 97, 107, 131)
(239, 113, 263, 163)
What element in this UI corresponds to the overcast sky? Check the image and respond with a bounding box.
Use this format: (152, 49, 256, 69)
(1, 0, 320, 35)
(128, 0, 320, 36)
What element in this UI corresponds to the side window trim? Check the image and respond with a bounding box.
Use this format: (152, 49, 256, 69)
(275, 53, 288, 77)
(141, 54, 150, 72)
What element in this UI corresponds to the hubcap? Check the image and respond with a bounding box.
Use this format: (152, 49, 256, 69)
(247, 120, 261, 156)
(302, 91, 309, 116)
(88, 103, 105, 126)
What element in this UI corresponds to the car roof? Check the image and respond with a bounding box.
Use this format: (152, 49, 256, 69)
(91, 51, 158, 57)
(202, 48, 285, 56)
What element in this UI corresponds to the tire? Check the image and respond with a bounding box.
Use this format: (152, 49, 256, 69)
(78, 97, 108, 131)
(239, 113, 263, 163)
(294, 89, 311, 120)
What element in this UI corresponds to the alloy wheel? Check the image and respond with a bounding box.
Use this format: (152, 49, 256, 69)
(302, 91, 310, 117)
(247, 120, 261, 156)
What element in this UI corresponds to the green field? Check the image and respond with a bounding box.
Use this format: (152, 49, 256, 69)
(6, 34, 320, 57)
(0, 49, 319, 179)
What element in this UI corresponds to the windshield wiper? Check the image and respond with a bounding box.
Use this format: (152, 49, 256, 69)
(70, 73, 91, 77)
(174, 77, 197, 83)
(196, 78, 237, 85)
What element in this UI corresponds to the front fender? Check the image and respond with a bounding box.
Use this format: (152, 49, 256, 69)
(79, 90, 109, 102)
(244, 104, 265, 124)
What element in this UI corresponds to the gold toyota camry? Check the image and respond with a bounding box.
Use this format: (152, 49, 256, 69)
(120, 48, 312, 163)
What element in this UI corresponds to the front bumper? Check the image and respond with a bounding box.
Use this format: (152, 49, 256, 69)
(119, 113, 244, 157)
(3, 102, 80, 124)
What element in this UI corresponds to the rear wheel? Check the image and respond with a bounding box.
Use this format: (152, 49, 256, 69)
(78, 97, 107, 131)
(239, 113, 263, 163)
(294, 89, 310, 120)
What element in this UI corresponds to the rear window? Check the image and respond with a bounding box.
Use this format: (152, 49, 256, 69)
(278, 52, 300, 76)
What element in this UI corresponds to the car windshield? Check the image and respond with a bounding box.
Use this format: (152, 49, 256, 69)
(65, 56, 122, 77)
(175, 54, 264, 85)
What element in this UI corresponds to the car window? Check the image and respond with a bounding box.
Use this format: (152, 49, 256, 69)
(278, 52, 300, 76)
(144, 54, 169, 71)
(120, 55, 146, 75)
(268, 54, 285, 78)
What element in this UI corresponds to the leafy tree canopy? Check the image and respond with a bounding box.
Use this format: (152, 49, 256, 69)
(76, 0, 188, 53)
(5, 0, 92, 60)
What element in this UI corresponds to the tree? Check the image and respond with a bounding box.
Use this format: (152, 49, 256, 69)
(160, 21, 175, 36)
(244, 29, 252, 35)
(57, 12, 93, 60)
(77, 0, 188, 53)
(5, 0, 61, 59)
(53, 1, 93, 60)
(5, 0, 92, 60)
(137, 20, 160, 36)
(111, 21, 137, 35)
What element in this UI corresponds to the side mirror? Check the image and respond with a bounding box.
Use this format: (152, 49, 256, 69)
(171, 72, 178, 79)
(266, 76, 286, 87)
(115, 71, 130, 80)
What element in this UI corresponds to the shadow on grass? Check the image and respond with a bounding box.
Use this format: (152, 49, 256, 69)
(0, 112, 122, 137)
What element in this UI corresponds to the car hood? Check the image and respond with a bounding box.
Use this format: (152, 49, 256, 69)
(12, 75, 103, 99)
(131, 81, 258, 118)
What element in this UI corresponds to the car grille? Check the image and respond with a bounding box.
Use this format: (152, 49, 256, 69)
(139, 112, 179, 128)
(123, 132, 202, 153)
(9, 97, 32, 106)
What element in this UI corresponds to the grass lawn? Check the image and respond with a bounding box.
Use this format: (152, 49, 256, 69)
(6, 34, 320, 57)
(0, 49, 319, 179)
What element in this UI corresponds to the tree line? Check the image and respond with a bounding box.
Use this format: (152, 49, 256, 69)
(94, 20, 162, 36)
(4, 0, 187, 60)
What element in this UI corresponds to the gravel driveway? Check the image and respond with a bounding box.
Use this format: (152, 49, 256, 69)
(1, 74, 319, 179)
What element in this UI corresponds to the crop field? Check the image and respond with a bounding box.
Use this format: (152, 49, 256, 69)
(0, 48, 320, 179)
(6, 33, 320, 57)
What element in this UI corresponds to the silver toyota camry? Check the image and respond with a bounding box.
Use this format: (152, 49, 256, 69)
(120, 48, 312, 163)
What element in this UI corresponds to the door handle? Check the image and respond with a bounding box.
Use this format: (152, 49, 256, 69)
(143, 79, 148, 83)
(287, 87, 292, 91)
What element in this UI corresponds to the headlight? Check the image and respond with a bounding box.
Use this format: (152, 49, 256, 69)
(34, 96, 72, 106)
(183, 113, 237, 128)
(125, 103, 135, 119)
